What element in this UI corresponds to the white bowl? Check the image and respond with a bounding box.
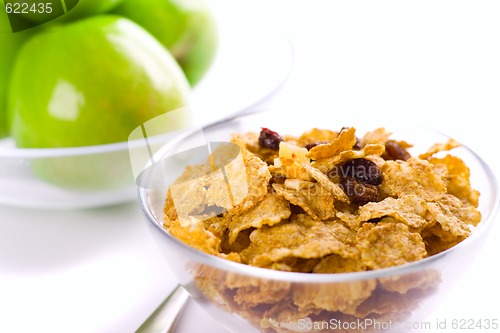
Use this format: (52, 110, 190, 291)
(0, 137, 136, 209)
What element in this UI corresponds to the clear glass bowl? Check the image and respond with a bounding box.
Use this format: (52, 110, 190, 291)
(138, 112, 499, 333)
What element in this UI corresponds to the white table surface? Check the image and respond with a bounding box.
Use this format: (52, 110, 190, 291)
(1, 1, 500, 332)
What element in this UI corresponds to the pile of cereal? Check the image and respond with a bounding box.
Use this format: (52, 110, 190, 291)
(162, 126, 481, 332)
(164, 126, 481, 272)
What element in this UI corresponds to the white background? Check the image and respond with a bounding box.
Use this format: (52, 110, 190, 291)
(1, 1, 500, 332)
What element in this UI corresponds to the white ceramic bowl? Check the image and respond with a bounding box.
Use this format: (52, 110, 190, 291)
(139, 112, 499, 333)
(0, 137, 136, 209)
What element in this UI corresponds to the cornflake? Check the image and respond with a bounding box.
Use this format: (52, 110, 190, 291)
(356, 220, 427, 270)
(163, 125, 482, 333)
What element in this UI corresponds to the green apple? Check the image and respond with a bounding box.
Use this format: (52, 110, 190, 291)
(8, 15, 191, 189)
(20, 0, 127, 24)
(54, 0, 128, 23)
(67, 0, 126, 18)
(113, 0, 218, 86)
(9, 15, 190, 147)
(0, 4, 32, 137)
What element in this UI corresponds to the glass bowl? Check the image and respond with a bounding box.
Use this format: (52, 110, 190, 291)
(138, 111, 499, 333)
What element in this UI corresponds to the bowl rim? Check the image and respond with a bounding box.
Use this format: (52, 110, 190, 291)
(138, 118, 500, 283)
(0, 130, 182, 158)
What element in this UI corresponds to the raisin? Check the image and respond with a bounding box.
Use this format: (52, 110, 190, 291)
(259, 128, 283, 150)
(304, 141, 329, 150)
(340, 158, 382, 185)
(385, 140, 411, 161)
(339, 177, 379, 205)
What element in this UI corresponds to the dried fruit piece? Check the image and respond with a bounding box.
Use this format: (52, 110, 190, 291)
(340, 177, 379, 206)
(278, 141, 310, 165)
(340, 158, 383, 185)
(304, 141, 329, 150)
(270, 157, 312, 181)
(385, 140, 411, 161)
(259, 128, 284, 150)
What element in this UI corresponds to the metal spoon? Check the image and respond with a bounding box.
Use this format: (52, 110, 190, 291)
(135, 285, 189, 333)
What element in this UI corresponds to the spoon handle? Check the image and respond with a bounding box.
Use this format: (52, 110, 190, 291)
(136, 285, 190, 333)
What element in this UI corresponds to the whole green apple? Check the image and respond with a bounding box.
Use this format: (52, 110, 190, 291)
(0, 4, 32, 137)
(8, 15, 191, 189)
(9, 15, 190, 148)
(113, 0, 218, 86)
